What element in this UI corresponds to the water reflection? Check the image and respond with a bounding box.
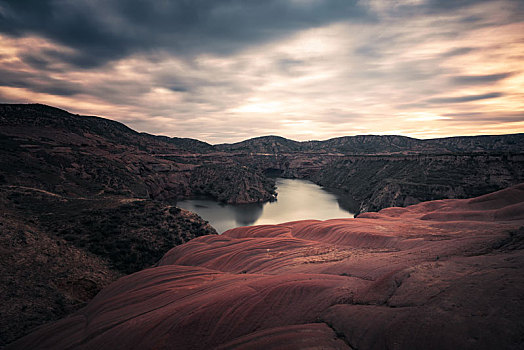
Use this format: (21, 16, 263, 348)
(177, 178, 356, 233)
(234, 203, 263, 226)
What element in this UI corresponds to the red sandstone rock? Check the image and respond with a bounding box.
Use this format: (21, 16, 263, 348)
(8, 184, 524, 349)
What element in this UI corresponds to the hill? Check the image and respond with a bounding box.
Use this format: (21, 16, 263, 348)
(217, 133, 524, 155)
(2, 103, 522, 213)
(0, 104, 275, 203)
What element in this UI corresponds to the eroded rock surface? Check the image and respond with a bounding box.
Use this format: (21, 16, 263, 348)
(9, 184, 524, 349)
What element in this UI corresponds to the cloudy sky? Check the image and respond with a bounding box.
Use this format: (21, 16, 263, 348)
(0, 0, 523, 143)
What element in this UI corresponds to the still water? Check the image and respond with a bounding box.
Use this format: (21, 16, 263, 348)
(177, 178, 355, 233)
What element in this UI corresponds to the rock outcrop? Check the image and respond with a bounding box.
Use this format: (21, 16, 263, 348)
(10, 184, 524, 349)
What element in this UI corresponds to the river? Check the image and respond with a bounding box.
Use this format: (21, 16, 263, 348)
(176, 178, 356, 233)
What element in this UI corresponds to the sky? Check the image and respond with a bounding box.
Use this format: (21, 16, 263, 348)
(0, 0, 523, 144)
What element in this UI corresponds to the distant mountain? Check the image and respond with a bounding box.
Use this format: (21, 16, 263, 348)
(216, 135, 303, 153)
(2, 103, 523, 213)
(422, 133, 524, 153)
(305, 134, 426, 154)
(148, 134, 215, 153)
(216, 135, 524, 214)
(217, 133, 524, 155)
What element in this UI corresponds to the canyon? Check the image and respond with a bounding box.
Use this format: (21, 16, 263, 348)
(1, 103, 524, 347)
(2, 104, 523, 213)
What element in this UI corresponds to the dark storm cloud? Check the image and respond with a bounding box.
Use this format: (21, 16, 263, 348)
(0, 0, 522, 141)
(18, 53, 52, 71)
(0, 67, 82, 96)
(426, 92, 504, 104)
(19, 48, 101, 71)
(0, 0, 371, 68)
(451, 72, 514, 85)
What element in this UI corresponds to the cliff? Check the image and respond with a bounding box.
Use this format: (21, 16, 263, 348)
(9, 184, 524, 349)
(310, 153, 524, 213)
(214, 134, 524, 213)
(230, 152, 524, 214)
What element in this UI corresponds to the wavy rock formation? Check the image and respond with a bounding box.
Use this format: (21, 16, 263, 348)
(9, 184, 524, 349)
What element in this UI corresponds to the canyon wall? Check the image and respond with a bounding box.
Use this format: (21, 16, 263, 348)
(2, 104, 523, 212)
(310, 153, 524, 213)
